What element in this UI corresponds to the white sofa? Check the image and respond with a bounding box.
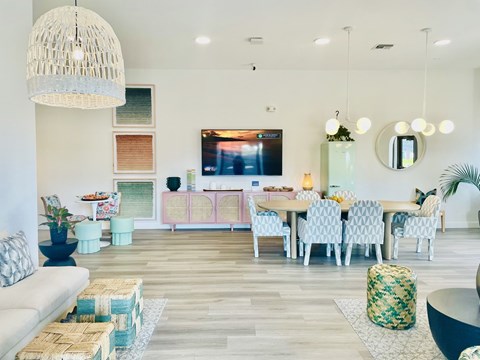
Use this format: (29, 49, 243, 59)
(0, 266, 89, 359)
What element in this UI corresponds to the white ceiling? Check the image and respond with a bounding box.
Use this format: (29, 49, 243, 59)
(33, 0, 480, 70)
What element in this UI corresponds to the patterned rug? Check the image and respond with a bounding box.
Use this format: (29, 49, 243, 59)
(117, 298, 167, 360)
(334, 298, 446, 360)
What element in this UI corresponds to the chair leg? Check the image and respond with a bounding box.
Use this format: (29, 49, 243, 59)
(375, 243, 383, 264)
(253, 235, 259, 258)
(299, 241, 304, 257)
(304, 244, 312, 266)
(365, 244, 370, 257)
(440, 210, 446, 233)
(428, 238, 434, 261)
(334, 243, 342, 266)
(393, 236, 399, 260)
(284, 235, 291, 258)
(416, 238, 423, 253)
(345, 243, 353, 266)
(326, 243, 331, 257)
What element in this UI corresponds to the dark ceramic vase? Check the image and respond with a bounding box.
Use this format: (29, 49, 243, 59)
(50, 227, 68, 245)
(166, 176, 181, 191)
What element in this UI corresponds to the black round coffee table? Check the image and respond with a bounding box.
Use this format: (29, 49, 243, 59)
(38, 238, 78, 266)
(427, 288, 480, 360)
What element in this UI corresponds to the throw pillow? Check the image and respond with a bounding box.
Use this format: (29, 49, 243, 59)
(0, 231, 36, 287)
(415, 188, 437, 205)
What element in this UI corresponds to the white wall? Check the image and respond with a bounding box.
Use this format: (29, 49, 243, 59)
(36, 68, 479, 229)
(0, 2, 38, 265)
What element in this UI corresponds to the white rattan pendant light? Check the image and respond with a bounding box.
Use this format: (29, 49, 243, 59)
(326, 26, 371, 136)
(27, 1, 125, 109)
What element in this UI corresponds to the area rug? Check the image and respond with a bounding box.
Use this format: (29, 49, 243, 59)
(334, 298, 446, 360)
(117, 298, 167, 360)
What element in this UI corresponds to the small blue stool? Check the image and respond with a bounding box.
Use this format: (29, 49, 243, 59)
(111, 216, 134, 246)
(75, 221, 102, 254)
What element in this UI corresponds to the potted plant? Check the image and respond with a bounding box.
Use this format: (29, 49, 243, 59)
(40, 205, 73, 244)
(440, 163, 480, 299)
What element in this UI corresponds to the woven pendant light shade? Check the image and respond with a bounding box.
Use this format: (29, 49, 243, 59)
(27, 6, 125, 109)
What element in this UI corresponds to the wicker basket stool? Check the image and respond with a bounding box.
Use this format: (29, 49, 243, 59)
(16, 322, 115, 360)
(75, 221, 102, 254)
(77, 278, 143, 347)
(367, 264, 417, 330)
(110, 216, 134, 246)
(459, 346, 480, 360)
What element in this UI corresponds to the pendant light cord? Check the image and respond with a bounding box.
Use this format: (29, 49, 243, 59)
(422, 29, 430, 118)
(345, 27, 351, 122)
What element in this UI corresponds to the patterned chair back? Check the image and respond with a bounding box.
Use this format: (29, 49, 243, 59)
(295, 190, 321, 201)
(301, 200, 342, 243)
(95, 192, 122, 220)
(247, 196, 257, 218)
(345, 200, 384, 245)
(41, 194, 62, 214)
(418, 195, 441, 218)
(332, 190, 357, 201)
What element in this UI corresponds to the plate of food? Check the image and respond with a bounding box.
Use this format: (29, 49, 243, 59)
(81, 194, 109, 201)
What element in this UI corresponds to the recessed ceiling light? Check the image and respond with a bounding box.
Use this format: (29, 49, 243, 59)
(434, 39, 451, 46)
(314, 38, 330, 45)
(195, 36, 211, 45)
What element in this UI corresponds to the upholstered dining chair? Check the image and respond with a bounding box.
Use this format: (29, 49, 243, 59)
(91, 192, 122, 221)
(247, 196, 291, 258)
(392, 195, 441, 261)
(298, 200, 342, 266)
(41, 194, 87, 233)
(343, 200, 384, 266)
(332, 189, 357, 201)
(295, 190, 321, 201)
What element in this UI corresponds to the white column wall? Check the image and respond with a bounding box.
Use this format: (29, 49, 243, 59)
(0, 2, 38, 265)
(36, 68, 479, 229)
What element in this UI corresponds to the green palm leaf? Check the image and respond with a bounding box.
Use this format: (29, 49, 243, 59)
(440, 163, 480, 201)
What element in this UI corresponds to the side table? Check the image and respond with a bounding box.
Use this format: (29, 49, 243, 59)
(427, 288, 480, 360)
(38, 238, 78, 266)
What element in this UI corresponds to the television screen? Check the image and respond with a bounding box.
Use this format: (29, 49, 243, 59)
(201, 129, 283, 176)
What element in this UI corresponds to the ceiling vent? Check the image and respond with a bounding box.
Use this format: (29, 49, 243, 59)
(249, 37, 264, 45)
(372, 44, 394, 50)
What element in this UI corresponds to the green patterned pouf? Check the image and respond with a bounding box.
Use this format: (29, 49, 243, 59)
(459, 346, 480, 360)
(77, 278, 143, 347)
(367, 264, 417, 330)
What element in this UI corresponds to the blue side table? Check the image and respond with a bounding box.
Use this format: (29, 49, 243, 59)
(39, 238, 78, 266)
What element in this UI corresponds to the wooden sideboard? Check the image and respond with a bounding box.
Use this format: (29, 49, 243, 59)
(162, 191, 296, 231)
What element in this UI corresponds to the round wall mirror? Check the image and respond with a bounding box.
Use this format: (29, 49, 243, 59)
(375, 122, 426, 170)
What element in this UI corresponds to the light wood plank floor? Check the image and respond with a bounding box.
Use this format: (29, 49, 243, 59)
(39, 229, 480, 360)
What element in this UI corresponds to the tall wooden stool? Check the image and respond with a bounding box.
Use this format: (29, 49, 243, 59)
(16, 322, 115, 359)
(367, 264, 417, 330)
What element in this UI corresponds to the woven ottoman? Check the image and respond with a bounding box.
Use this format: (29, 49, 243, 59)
(76, 221, 102, 254)
(16, 322, 115, 360)
(367, 264, 417, 330)
(110, 216, 134, 246)
(77, 278, 143, 347)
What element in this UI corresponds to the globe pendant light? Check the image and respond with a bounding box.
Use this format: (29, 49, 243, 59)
(325, 26, 371, 135)
(26, 2, 126, 109)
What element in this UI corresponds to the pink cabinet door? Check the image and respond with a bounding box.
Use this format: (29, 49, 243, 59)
(162, 192, 189, 224)
(190, 193, 216, 223)
(216, 192, 243, 223)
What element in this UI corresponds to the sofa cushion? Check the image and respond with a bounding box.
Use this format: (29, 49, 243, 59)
(0, 309, 39, 358)
(0, 267, 89, 319)
(0, 231, 36, 287)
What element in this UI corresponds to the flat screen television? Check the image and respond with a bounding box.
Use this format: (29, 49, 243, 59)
(201, 129, 283, 176)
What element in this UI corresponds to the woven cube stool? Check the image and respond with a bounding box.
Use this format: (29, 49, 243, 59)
(75, 221, 102, 254)
(110, 216, 134, 246)
(16, 322, 115, 360)
(367, 264, 417, 330)
(459, 346, 480, 360)
(77, 278, 143, 347)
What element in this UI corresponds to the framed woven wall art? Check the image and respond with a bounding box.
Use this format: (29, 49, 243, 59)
(113, 132, 155, 173)
(114, 179, 156, 220)
(113, 84, 155, 127)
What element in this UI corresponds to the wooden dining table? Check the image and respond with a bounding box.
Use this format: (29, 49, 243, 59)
(257, 199, 420, 260)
